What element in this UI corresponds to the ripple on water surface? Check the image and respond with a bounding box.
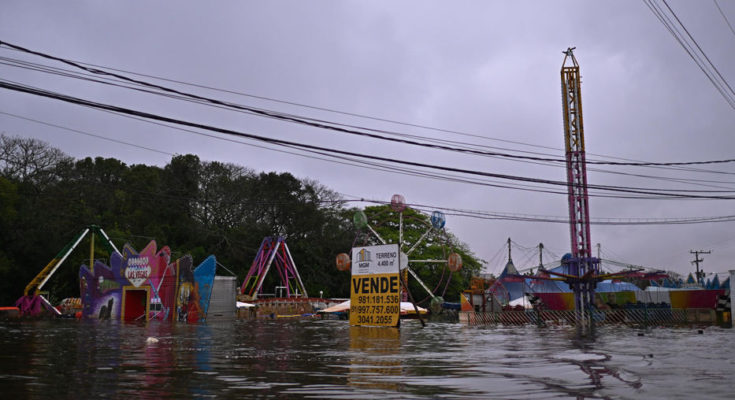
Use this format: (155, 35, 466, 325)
(0, 318, 734, 398)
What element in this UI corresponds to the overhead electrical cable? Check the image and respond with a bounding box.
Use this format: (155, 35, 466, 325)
(644, 0, 735, 109)
(5, 48, 735, 191)
(2, 55, 735, 193)
(3, 40, 735, 170)
(0, 110, 174, 157)
(7, 53, 735, 188)
(662, 0, 735, 102)
(7, 54, 735, 189)
(5, 47, 735, 180)
(0, 107, 574, 196)
(3, 107, 666, 199)
(5, 79, 735, 200)
(405, 202, 735, 225)
(5, 128, 731, 225)
(6, 108, 465, 184)
(0, 44, 569, 153)
(714, 0, 735, 39)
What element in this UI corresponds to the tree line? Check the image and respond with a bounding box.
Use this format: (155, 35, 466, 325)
(0, 134, 482, 307)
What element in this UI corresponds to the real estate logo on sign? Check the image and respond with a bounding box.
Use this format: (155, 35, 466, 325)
(350, 244, 401, 327)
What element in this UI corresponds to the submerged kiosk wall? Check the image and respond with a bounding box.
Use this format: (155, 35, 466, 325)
(79, 240, 216, 322)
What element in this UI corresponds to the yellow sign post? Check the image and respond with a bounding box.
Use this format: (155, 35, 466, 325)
(349, 244, 401, 327)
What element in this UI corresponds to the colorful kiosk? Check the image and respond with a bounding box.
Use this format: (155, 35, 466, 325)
(79, 240, 217, 322)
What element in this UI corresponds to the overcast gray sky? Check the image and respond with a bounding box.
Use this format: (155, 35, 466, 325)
(1, 1, 734, 279)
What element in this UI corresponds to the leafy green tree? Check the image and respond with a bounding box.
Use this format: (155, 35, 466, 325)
(0, 176, 19, 302)
(0, 134, 481, 307)
(118, 163, 165, 248)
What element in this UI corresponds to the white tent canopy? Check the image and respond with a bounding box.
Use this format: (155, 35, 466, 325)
(236, 301, 255, 308)
(318, 300, 427, 315)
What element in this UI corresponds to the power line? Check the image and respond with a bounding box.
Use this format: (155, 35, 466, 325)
(0, 107, 576, 196)
(4, 41, 735, 199)
(714, 0, 735, 40)
(1, 108, 490, 189)
(644, 0, 735, 109)
(6, 111, 735, 225)
(662, 0, 735, 101)
(5, 48, 735, 182)
(3, 40, 735, 170)
(0, 45, 570, 154)
(7, 53, 735, 191)
(6, 78, 735, 201)
(645, 0, 734, 108)
(15, 43, 711, 178)
(0, 110, 174, 157)
(4, 121, 733, 226)
(2, 52, 735, 201)
(5, 105, 654, 199)
(4, 62, 734, 191)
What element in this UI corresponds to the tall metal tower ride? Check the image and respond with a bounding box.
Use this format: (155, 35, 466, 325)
(560, 48, 599, 334)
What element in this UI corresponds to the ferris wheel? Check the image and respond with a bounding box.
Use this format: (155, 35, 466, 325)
(337, 194, 462, 312)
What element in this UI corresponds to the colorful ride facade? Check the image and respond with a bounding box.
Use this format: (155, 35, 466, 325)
(79, 240, 216, 323)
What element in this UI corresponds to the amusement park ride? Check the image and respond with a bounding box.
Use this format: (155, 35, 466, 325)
(557, 47, 600, 333)
(239, 236, 308, 301)
(24, 225, 120, 298)
(339, 194, 463, 312)
(20, 225, 120, 316)
(474, 49, 651, 333)
(550, 48, 644, 334)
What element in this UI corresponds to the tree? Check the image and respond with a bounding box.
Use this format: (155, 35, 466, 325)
(0, 134, 71, 185)
(160, 154, 203, 248)
(194, 161, 254, 229)
(0, 176, 19, 302)
(0, 139, 483, 307)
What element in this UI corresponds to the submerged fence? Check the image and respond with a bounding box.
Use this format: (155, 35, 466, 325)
(458, 308, 726, 327)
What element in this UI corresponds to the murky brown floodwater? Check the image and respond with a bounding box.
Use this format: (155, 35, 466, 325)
(1, 317, 733, 399)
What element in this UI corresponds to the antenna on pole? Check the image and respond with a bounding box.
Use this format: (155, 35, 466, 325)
(538, 243, 544, 268)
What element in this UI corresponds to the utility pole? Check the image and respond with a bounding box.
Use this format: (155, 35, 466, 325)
(690, 250, 711, 284)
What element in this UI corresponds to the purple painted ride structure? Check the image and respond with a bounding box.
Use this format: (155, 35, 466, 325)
(239, 236, 308, 301)
(79, 241, 218, 323)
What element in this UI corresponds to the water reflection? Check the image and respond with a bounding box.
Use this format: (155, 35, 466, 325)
(141, 323, 176, 399)
(1, 319, 733, 398)
(348, 326, 402, 392)
(81, 319, 122, 399)
(566, 335, 643, 394)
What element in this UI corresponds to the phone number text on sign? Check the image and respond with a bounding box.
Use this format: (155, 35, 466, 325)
(349, 273, 400, 327)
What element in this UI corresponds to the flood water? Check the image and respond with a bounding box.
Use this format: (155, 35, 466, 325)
(1, 317, 733, 399)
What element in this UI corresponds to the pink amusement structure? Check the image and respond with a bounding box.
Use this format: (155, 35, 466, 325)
(239, 236, 308, 300)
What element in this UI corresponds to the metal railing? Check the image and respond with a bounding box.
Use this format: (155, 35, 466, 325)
(457, 308, 722, 327)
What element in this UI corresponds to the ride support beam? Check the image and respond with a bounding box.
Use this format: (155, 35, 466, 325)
(561, 47, 599, 335)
